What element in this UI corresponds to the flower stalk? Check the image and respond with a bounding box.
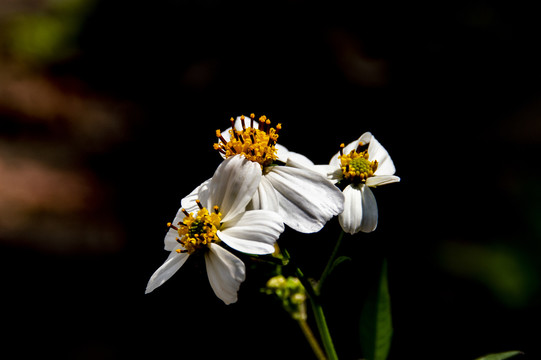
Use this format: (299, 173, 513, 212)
(283, 248, 339, 360)
(298, 318, 328, 360)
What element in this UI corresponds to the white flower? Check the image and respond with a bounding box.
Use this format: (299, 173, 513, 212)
(145, 156, 285, 304)
(317, 132, 399, 234)
(214, 114, 344, 233)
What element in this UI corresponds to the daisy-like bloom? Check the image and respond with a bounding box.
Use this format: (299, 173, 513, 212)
(214, 114, 344, 233)
(317, 132, 399, 234)
(145, 156, 285, 304)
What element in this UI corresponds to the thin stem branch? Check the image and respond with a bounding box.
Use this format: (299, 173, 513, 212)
(297, 319, 327, 360)
(317, 230, 345, 294)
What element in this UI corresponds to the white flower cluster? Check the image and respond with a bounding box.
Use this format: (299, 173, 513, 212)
(146, 114, 399, 304)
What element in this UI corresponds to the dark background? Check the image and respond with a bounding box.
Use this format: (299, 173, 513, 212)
(1, 0, 540, 359)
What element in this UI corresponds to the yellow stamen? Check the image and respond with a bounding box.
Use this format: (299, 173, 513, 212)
(338, 143, 378, 183)
(214, 114, 280, 167)
(176, 202, 222, 255)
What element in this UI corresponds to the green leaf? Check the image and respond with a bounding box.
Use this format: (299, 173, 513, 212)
(475, 350, 523, 360)
(360, 259, 393, 360)
(329, 256, 351, 274)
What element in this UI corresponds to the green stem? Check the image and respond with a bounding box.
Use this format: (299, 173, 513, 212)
(297, 319, 327, 360)
(308, 296, 339, 360)
(317, 230, 345, 294)
(286, 252, 339, 360)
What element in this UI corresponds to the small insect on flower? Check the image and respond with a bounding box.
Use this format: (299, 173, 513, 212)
(146, 156, 285, 304)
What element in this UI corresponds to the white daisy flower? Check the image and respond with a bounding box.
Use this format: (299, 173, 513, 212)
(145, 155, 285, 304)
(317, 132, 399, 234)
(214, 114, 344, 233)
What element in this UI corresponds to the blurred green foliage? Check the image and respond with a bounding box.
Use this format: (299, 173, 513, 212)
(438, 240, 538, 308)
(2, 0, 95, 65)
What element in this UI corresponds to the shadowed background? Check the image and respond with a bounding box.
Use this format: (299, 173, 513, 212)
(1, 0, 540, 359)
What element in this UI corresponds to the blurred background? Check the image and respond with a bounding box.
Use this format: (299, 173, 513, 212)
(1, 0, 540, 359)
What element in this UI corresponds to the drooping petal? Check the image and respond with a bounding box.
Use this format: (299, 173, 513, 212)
(339, 184, 378, 234)
(359, 185, 378, 232)
(206, 155, 262, 222)
(265, 165, 344, 233)
(205, 245, 246, 305)
(145, 250, 190, 294)
(366, 174, 400, 187)
(218, 210, 284, 255)
(339, 184, 363, 234)
(248, 175, 279, 212)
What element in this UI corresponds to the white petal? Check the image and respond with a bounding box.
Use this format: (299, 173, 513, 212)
(312, 164, 342, 184)
(284, 151, 315, 167)
(163, 180, 211, 251)
(359, 185, 378, 232)
(339, 184, 364, 235)
(359, 132, 373, 145)
(145, 251, 190, 294)
(328, 149, 341, 169)
(164, 227, 180, 251)
(207, 155, 262, 222)
(181, 179, 211, 214)
(366, 175, 400, 187)
(265, 166, 344, 233)
(339, 184, 378, 234)
(275, 144, 290, 163)
(247, 175, 280, 212)
(282, 155, 339, 183)
(164, 205, 188, 251)
(218, 210, 284, 255)
(365, 133, 396, 176)
(205, 245, 246, 305)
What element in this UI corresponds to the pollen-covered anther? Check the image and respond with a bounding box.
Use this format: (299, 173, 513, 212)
(175, 201, 222, 255)
(213, 114, 281, 167)
(167, 222, 178, 231)
(338, 145, 378, 183)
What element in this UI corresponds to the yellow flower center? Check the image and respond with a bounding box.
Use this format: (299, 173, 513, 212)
(168, 200, 222, 255)
(214, 114, 281, 167)
(339, 142, 378, 183)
